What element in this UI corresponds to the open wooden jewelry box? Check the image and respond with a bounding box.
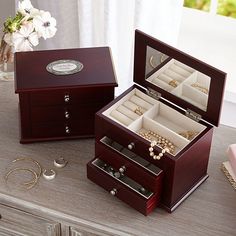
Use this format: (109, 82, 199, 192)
(87, 30, 227, 215)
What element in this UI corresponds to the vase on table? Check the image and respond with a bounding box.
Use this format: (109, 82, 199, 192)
(0, 38, 14, 81)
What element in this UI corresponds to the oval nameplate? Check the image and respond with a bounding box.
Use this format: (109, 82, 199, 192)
(46, 60, 83, 75)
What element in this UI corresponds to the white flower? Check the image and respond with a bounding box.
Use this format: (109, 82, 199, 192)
(18, 0, 35, 16)
(12, 22, 39, 52)
(4, 33, 13, 46)
(33, 11, 57, 40)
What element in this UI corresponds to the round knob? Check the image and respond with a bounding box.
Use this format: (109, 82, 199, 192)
(128, 142, 135, 150)
(65, 126, 70, 134)
(65, 111, 70, 119)
(64, 94, 70, 103)
(110, 188, 117, 196)
(119, 165, 126, 174)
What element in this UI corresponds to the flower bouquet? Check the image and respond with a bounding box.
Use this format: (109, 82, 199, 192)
(0, 0, 57, 80)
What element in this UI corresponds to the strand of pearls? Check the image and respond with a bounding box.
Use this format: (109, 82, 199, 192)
(138, 130, 176, 160)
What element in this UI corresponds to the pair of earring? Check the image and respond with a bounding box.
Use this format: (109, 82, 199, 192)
(42, 157, 68, 181)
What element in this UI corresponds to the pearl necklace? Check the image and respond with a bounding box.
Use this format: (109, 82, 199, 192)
(138, 130, 176, 160)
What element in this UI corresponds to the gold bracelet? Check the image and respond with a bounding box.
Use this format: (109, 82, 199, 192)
(191, 83, 208, 95)
(12, 157, 42, 185)
(4, 168, 38, 190)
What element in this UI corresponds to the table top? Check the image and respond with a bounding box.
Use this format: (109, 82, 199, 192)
(0, 81, 235, 236)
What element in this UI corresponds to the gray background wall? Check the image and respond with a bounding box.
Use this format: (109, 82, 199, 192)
(0, 1, 15, 38)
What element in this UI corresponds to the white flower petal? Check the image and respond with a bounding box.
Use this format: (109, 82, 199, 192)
(18, 0, 34, 16)
(19, 23, 34, 37)
(28, 32, 39, 46)
(4, 33, 13, 46)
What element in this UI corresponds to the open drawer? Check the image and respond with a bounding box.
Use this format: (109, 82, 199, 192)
(96, 136, 163, 192)
(87, 158, 163, 215)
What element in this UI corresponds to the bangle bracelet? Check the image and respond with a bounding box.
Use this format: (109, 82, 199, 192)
(4, 168, 38, 190)
(12, 157, 42, 185)
(43, 169, 56, 180)
(54, 157, 68, 168)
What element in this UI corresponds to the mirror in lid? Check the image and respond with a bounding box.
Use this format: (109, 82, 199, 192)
(145, 46, 211, 112)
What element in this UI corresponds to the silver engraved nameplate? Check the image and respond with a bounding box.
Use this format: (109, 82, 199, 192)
(46, 60, 83, 76)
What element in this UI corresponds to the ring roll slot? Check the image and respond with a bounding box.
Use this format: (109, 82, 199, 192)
(116, 105, 140, 120)
(129, 116, 189, 156)
(144, 104, 206, 137)
(110, 110, 133, 126)
(135, 89, 158, 105)
(130, 95, 153, 110)
(164, 69, 186, 82)
(156, 74, 173, 83)
(123, 100, 137, 111)
(170, 64, 192, 77)
(174, 61, 194, 73)
(151, 77, 174, 92)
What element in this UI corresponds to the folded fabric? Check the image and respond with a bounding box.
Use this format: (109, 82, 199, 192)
(227, 144, 236, 176)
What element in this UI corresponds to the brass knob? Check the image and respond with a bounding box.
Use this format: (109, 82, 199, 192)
(119, 165, 126, 174)
(64, 94, 70, 103)
(110, 188, 117, 196)
(128, 142, 135, 150)
(65, 126, 70, 134)
(65, 111, 70, 119)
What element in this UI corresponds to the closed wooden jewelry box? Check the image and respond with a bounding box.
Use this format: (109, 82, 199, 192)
(87, 30, 226, 215)
(15, 47, 118, 143)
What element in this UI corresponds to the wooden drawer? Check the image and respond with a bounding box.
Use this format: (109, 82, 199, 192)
(0, 204, 60, 236)
(96, 136, 163, 192)
(31, 102, 104, 124)
(31, 120, 94, 139)
(87, 158, 161, 215)
(30, 87, 114, 107)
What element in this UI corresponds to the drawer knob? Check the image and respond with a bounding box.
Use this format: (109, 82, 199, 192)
(128, 142, 135, 150)
(110, 188, 117, 196)
(65, 126, 70, 134)
(64, 94, 70, 103)
(119, 165, 126, 174)
(65, 111, 70, 119)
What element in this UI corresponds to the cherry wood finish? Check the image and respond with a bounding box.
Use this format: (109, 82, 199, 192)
(134, 30, 226, 127)
(87, 31, 226, 214)
(94, 86, 213, 211)
(15, 47, 117, 92)
(87, 158, 162, 215)
(15, 48, 117, 143)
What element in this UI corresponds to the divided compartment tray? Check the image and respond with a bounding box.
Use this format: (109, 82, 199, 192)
(87, 157, 161, 215)
(102, 87, 207, 158)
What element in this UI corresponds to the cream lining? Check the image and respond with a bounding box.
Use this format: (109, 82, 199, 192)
(102, 88, 207, 157)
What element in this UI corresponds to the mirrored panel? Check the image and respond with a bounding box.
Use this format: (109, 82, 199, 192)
(145, 46, 211, 111)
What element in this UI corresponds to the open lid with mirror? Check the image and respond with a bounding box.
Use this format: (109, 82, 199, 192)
(133, 30, 226, 127)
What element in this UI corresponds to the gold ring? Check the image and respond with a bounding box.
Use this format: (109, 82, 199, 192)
(168, 80, 178, 88)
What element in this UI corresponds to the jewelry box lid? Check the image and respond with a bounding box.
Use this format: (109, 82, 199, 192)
(133, 30, 227, 127)
(15, 47, 118, 93)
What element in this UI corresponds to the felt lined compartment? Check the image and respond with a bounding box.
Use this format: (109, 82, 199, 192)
(103, 88, 207, 156)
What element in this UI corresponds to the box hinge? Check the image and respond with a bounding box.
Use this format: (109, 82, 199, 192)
(147, 87, 161, 100)
(185, 109, 202, 122)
